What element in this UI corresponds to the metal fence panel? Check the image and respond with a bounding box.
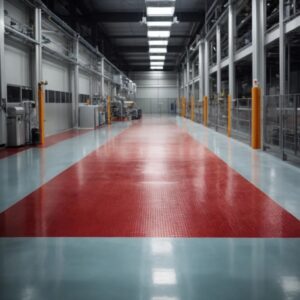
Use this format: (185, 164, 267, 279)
(231, 98, 251, 144)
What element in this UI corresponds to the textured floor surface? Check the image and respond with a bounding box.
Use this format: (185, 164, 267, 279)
(0, 116, 300, 300)
(0, 117, 299, 237)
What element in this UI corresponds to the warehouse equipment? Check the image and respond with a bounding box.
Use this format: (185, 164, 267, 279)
(79, 105, 100, 129)
(6, 106, 25, 147)
(23, 100, 37, 144)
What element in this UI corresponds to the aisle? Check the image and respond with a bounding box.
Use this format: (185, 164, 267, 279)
(1, 116, 299, 237)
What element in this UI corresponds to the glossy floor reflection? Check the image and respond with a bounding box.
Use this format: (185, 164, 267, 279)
(0, 116, 300, 300)
(1, 238, 300, 300)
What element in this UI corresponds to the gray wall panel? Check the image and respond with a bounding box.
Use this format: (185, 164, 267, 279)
(130, 71, 178, 114)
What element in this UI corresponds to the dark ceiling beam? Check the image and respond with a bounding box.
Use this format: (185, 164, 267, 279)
(117, 46, 184, 53)
(77, 12, 205, 23)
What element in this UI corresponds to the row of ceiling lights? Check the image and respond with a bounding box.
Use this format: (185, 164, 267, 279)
(145, 0, 177, 70)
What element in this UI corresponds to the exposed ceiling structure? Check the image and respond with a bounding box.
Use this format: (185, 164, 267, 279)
(42, 0, 208, 73)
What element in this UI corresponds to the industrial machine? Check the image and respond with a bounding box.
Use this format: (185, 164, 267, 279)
(6, 106, 25, 147)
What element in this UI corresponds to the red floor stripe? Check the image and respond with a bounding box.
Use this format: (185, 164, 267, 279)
(0, 118, 300, 237)
(0, 129, 91, 159)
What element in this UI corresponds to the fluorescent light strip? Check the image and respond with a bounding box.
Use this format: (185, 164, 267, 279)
(149, 40, 168, 46)
(149, 48, 167, 53)
(148, 31, 170, 38)
(147, 21, 172, 27)
(151, 66, 164, 70)
(150, 55, 165, 60)
(147, 7, 175, 16)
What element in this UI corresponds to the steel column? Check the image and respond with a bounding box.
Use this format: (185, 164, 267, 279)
(34, 8, 42, 121)
(0, 0, 6, 145)
(73, 37, 79, 128)
(216, 25, 221, 95)
(228, 1, 236, 98)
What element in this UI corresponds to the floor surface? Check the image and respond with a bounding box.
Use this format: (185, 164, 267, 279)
(0, 116, 300, 300)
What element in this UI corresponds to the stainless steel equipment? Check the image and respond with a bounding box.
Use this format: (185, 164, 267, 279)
(79, 105, 100, 129)
(7, 106, 25, 147)
(23, 100, 37, 144)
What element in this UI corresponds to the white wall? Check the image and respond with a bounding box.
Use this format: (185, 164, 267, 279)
(4, 41, 31, 87)
(43, 56, 72, 136)
(129, 71, 178, 114)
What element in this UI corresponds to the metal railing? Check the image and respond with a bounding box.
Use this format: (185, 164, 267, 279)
(264, 94, 300, 161)
(231, 98, 252, 144)
(195, 101, 203, 124)
(208, 97, 218, 128)
(216, 96, 228, 133)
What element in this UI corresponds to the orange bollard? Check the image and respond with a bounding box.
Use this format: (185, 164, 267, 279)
(107, 95, 111, 125)
(190, 96, 195, 121)
(203, 96, 208, 126)
(38, 82, 46, 145)
(251, 87, 261, 149)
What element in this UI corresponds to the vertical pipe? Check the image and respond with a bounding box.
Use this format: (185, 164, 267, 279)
(35, 8, 42, 135)
(228, 1, 236, 136)
(251, 87, 261, 149)
(73, 37, 79, 128)
(279, 0, 286, 158)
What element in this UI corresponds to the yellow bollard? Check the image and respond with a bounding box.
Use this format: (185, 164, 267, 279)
(203, 96, 208, 126)
(107, 95, 111, 125)
(181, 97, 186, 118)
(190, 96, 195, 122)
(251, 87, 261, 149)
(227, 95, 232, 137)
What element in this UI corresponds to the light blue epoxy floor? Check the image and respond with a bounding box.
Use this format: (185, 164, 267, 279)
(0, 122, 130, 212)
(176, 117, 300, 220)
(0, 238, 300, 300)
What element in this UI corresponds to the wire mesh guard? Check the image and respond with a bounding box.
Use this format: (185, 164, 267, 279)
(231, 98, 252, 143)
(264, 94, 300, 159)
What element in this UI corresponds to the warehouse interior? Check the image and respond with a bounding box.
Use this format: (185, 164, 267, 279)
(0, 0, 300, 299)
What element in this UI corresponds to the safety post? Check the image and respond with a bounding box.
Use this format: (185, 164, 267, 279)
(181, 97, 186, 118)
(227, 95, 232, 137)
(203, 96, 208, 126)
(190, 96, 195, 121)
(251, 87, 261, 149)
(107, 95, 111, 125)
(38, 81, 47, 145)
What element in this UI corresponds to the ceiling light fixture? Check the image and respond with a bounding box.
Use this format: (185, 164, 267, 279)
(147, 7, 175, 17)
(148, 30, 170, 38)
(151, 66, 164, 70)
(147, 21, 172, 27)
(150, 55, 166, 60)
(149, 48, 167, 53)
(149, 40, 168, 46)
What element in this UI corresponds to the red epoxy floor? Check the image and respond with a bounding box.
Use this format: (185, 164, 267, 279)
(0, 129, 91, 159)
(0, 118, 300, 237)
